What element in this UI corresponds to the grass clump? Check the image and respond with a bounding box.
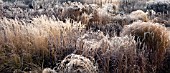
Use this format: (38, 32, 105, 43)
(0, 15, 85, 72)
(56, 54, 98, 73)
(121, 21, 170, 72)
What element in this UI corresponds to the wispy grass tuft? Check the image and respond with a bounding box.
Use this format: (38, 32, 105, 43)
(0, 15, 85, 72)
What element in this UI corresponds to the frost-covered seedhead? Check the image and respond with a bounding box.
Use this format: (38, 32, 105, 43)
(121, 21, 170, 70)
(102, 3, 119, 14)
(76, 31, 109, 56)
(129, 10, 149, 22)
(57, 54, 98, 73)
(42, 68, 56, 73)
(109, 36, 136, 52)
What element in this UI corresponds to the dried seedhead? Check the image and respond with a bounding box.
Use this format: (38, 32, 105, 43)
(56, 54, 98, 73)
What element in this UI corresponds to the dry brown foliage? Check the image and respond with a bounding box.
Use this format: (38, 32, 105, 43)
(121, 21, 170, 72)
(56, 54, 98, 73)
(0, 15, 85, 72)
(0, 0, 170, 73)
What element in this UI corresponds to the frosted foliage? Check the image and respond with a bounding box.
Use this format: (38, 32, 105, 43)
(57, 54, 98, 73)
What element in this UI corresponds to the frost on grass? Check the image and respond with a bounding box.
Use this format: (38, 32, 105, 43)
(76, 31, 109, 56)
(121, 21, 170, 72)
(0, 0, 170, 73)
(75, 31, 141, 73)
(56, 54, 98, 73)
(42, 68, 56, 73)
(128, 10, 149, 22)
(0, 16, 85, 72)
